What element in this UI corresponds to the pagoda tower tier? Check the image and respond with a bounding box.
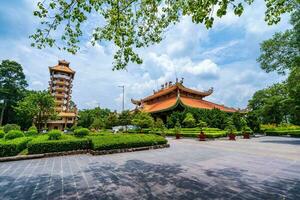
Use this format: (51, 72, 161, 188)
(46, 60, 77, 130)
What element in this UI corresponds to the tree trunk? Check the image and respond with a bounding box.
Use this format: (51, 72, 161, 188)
(0, 100, 7, 126)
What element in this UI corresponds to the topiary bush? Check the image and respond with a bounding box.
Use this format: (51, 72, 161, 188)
(0, 130, 5, 138)
(90, 134, 167, 151)
(3, 124, 21, 133)
(25, 125, 38, 136)
(48, 130, 62, 140)
(0, 137, 32, 157)
(4, 130, 24, 140)
(74, 128, 89, 137)
(27, 137, 90, 154)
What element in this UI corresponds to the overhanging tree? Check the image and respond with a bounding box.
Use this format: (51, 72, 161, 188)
(256, 8, 300, 125)
(0, 60, 28, 126)
(31, 0, 298, 70)
(14, 91, 56, 131)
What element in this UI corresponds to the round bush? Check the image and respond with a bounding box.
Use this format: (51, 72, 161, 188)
(0, 130, 5, 138)
(48, 130, 62, 140)
(74, 128, 89, 137)
(4, 130, 24, 140)
(26, 125, 38, 136)
(3, 124, 21, 133)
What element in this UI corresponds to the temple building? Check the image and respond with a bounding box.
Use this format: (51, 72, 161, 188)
(131, 78, 237, 119)
(47, 60, 77, 130)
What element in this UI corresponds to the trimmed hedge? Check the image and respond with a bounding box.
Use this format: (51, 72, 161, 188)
(25, 126, 38, 136)
(90, 134, 167, 151)
(4, 130, 24, 140)
(0, 130, 4, 138)
(48, 130, 62, 140)
(74, 128, 89, 137)
(165, 131, 244, 138)
(265, 130, 300, 137)
(0, 137, 31, 157)
(3, 124, 21, 133)
(27, 136, 90, 154)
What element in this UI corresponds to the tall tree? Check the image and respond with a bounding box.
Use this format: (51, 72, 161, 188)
(31, 0, 297, 70)
(258, 8, 300, 74)
(118, 110, 133, 131)
(248, 83, 290, 125)
(255, 8, 300, 125)
(14, 91, 56, 131)
(0, 60, 28, 126)
(287, 67, 300, 124)
(132, 112, 154, 130)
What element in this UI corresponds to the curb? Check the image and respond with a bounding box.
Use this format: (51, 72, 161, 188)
(90, 144, 170, 155)
(0, 144, 170, 162)
(0, 154, 44, 162)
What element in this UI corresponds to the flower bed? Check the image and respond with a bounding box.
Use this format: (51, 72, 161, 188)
(89, 134, 167, 151)
(0, 137, 32, 157)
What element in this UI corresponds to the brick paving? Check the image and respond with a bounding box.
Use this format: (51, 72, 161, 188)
(0, 136, 300, 200)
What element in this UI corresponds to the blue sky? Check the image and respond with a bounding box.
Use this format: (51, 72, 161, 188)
(0, 0, 290, 111)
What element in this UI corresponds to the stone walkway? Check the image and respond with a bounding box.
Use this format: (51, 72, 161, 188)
(0, 136, 300, 199)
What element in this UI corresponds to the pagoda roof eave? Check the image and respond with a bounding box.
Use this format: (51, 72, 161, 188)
(141, 83, 213, 102)
(141, 96, 237, 113)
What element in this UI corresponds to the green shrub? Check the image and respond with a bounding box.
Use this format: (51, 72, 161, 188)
(25, 125, 38, 136)
(4, 130, 24, 140)
(0, 137, 31, 157)
(3, 124, 21, 133)
(90, 134, 167, 151)
(70, 125, 83, 132)
(48, 130, 62, 140)
(289, 131, 300, 137)
(0, 130, 5, 138)
(265, 130, 300, 137)
(74, 128, 89, 137)
(27, 137, 90, 154)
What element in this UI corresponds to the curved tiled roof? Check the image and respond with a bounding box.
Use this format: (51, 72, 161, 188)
(49, 60, 75, 74)
(140, 96, 236, 113)
(140, 83, 212, 102)
(180, 96, 236, 112)
(142, 97, 178, 113)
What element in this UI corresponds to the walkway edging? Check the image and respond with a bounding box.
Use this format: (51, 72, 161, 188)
(0, 144, 170, 162)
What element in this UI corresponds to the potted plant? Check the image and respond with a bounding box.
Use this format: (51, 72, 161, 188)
(225, 118, 236, 140)
(241, 118, 252, 139)
(198, 120, 207, 141)
(174, 120, 181, 139)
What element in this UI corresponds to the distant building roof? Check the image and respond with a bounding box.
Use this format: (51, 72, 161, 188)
(49, 60, 75, 74)
(131, 79, 237, 113)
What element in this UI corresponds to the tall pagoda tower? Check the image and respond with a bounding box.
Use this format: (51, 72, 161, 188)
(47, 60, 77, 130)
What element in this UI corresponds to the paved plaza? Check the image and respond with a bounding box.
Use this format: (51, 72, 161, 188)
(0, 136, 300, 200)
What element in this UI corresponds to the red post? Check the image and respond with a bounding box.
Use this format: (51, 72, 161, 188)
(198, 132, 206, 141)
(228, 133, 236, 140)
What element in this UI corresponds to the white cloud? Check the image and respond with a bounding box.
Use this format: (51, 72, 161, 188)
(0, 0, 291, 111)
(183, 59, 220, 77)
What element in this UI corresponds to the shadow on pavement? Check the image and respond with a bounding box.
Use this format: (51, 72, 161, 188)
(0, 159, 300, 199)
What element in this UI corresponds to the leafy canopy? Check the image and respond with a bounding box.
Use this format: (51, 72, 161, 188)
(31, 0, 297, 70)
(258, 8, 300, 75)
(132, 111, 154, 129)
(0, 60, 28, 125)
(14, 90, 56, 131)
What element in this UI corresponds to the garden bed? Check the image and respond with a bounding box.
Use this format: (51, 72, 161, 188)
(0, 137, 32, 157)
(89, 134, 167, 151)
(265, 130, 300, 137)
(27, 135, 90, 154)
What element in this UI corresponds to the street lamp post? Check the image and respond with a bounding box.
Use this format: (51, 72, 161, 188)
(0, 99, 6, 126)
(118, 85, 125, 112)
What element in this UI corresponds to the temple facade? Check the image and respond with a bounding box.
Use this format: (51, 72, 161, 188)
(131, 78, 237, 119)
(46, 60, 77, 130)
